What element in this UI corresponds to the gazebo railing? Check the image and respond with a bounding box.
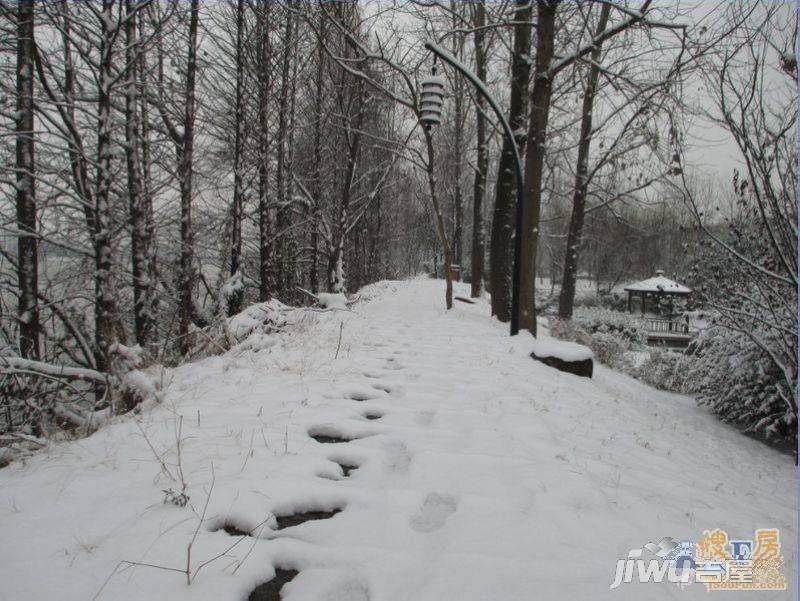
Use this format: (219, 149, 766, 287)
(645, 318, 689, 335)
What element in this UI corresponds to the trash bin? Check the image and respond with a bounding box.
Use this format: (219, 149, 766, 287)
(449, 264, 461, 282)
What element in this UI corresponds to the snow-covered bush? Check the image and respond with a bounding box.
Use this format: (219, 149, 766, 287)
(316, 293, 348, 309)
(589, 332, 629, 369)
(548, 318, 629, 369)
(227, 300, 289, 341)
(109, 343, 162, 413)
(684, 327, 795, 445)
(219, 270, 245, 316)
(633, 349, 688, 392)
(548, 318, 592, 347)
(188, 299, 290, 361)
(570, 307, 646, 344)
(573, 293, 603, 309)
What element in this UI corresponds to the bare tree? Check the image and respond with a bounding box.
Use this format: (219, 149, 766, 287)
(557, 3, 611, 319)
(255, 1, 274, 302)
(125, 0, 157, 348)
(489, 0, 531, 321)
(469, 0, 488, 298)
(155, 0, 200, 355)
(518, 0, 559, 335)
(227, 0, 246, 316)
(15, 0, 39, 360)
(517, 0, 687, 334)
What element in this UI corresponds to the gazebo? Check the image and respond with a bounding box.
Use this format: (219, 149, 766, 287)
(624, 270, 692, 317)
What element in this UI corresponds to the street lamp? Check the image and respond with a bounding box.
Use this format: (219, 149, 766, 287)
(419, 71, 445, 129)
(421, 41, 527, 336)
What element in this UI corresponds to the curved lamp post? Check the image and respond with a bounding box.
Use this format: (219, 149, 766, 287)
(421, 41, 526, 336)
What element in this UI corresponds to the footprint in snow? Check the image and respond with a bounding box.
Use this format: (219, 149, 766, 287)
(248, 568, 298, 601)
(343, 387, 385, 402)
(414, 409, 436, 426)
(321, 578, 370, 601)
(409, 493, 458, 533)
(308, 425, 359, 444)
(383, 439, 412, 472)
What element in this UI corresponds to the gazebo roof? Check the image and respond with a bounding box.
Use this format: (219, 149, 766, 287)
(623, 270, 692, 295)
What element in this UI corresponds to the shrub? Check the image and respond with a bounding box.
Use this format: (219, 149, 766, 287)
(549, 317, 630, 370)
(551, 310, 796, 451)
(548, 317, 591, 346)
(570, 307, 647, 345)
(588, 332, 629, 369)
(684, 327, 796, 445)
(633, 349, 688, 392)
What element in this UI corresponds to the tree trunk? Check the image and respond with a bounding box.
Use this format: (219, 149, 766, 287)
(256, 2, 272, 302)
(309, 12, 325, 294)
(274, 9, 293, 299)
(93, 0, 120, 372)
(450, 13, 465, 268)
(178, 0, 200, 355)
(284, 33, 299, 300)
(15, 0, 40, 360)
(137, 7, 158, 346)
(470, 0, 488, 298)
(328, 61, 365, 293)
(518, 0, 559, 336)
(558, 3, 611, 319)
(125, 0, 156, 348)
(489, 0, 531, 320)
(424, 128, 453, 310)
(228, 0, 245, 316)
(328, 123, 362, 293)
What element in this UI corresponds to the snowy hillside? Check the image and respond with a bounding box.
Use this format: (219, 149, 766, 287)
(0, 279, 794, 600)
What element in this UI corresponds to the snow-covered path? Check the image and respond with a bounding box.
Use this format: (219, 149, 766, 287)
(0, 279, 795, 600)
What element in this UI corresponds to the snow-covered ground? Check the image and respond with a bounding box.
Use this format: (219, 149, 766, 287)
(0, 279, 794, 600)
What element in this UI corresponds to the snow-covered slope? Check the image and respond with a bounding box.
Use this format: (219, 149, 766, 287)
(0, 279, 794, 600)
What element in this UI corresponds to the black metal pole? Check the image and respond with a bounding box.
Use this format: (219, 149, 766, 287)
(424, 41, 525, 335)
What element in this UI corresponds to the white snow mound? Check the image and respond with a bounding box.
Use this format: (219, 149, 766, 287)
(531, 337, 593, 361)
(316, 292, 348, 309)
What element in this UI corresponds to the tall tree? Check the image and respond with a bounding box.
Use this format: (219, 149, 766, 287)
(449, 3, 465, 268)
(136, 5, 158, 349)
(517, 0, 673, 333)
(125, 0, 157, 348)
(256, 1, 273, 302)
(180, 0, 199, 354)
(274, 8, 294, 299)
(15, 0, 39, 360)
(92, 0, 122, 371)
(227, 0, 246, 315)
(557, 3, 611, 319)
(308, 9, 326, 294)
(327, 4, 365, 293)
(518, 0, 559, 335)
(489, 0, 531, 320)
(470, 0, 488, 298)
(156, 0, 200, 355)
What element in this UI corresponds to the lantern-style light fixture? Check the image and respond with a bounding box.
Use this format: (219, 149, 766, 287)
(419, 70, 445, 129)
